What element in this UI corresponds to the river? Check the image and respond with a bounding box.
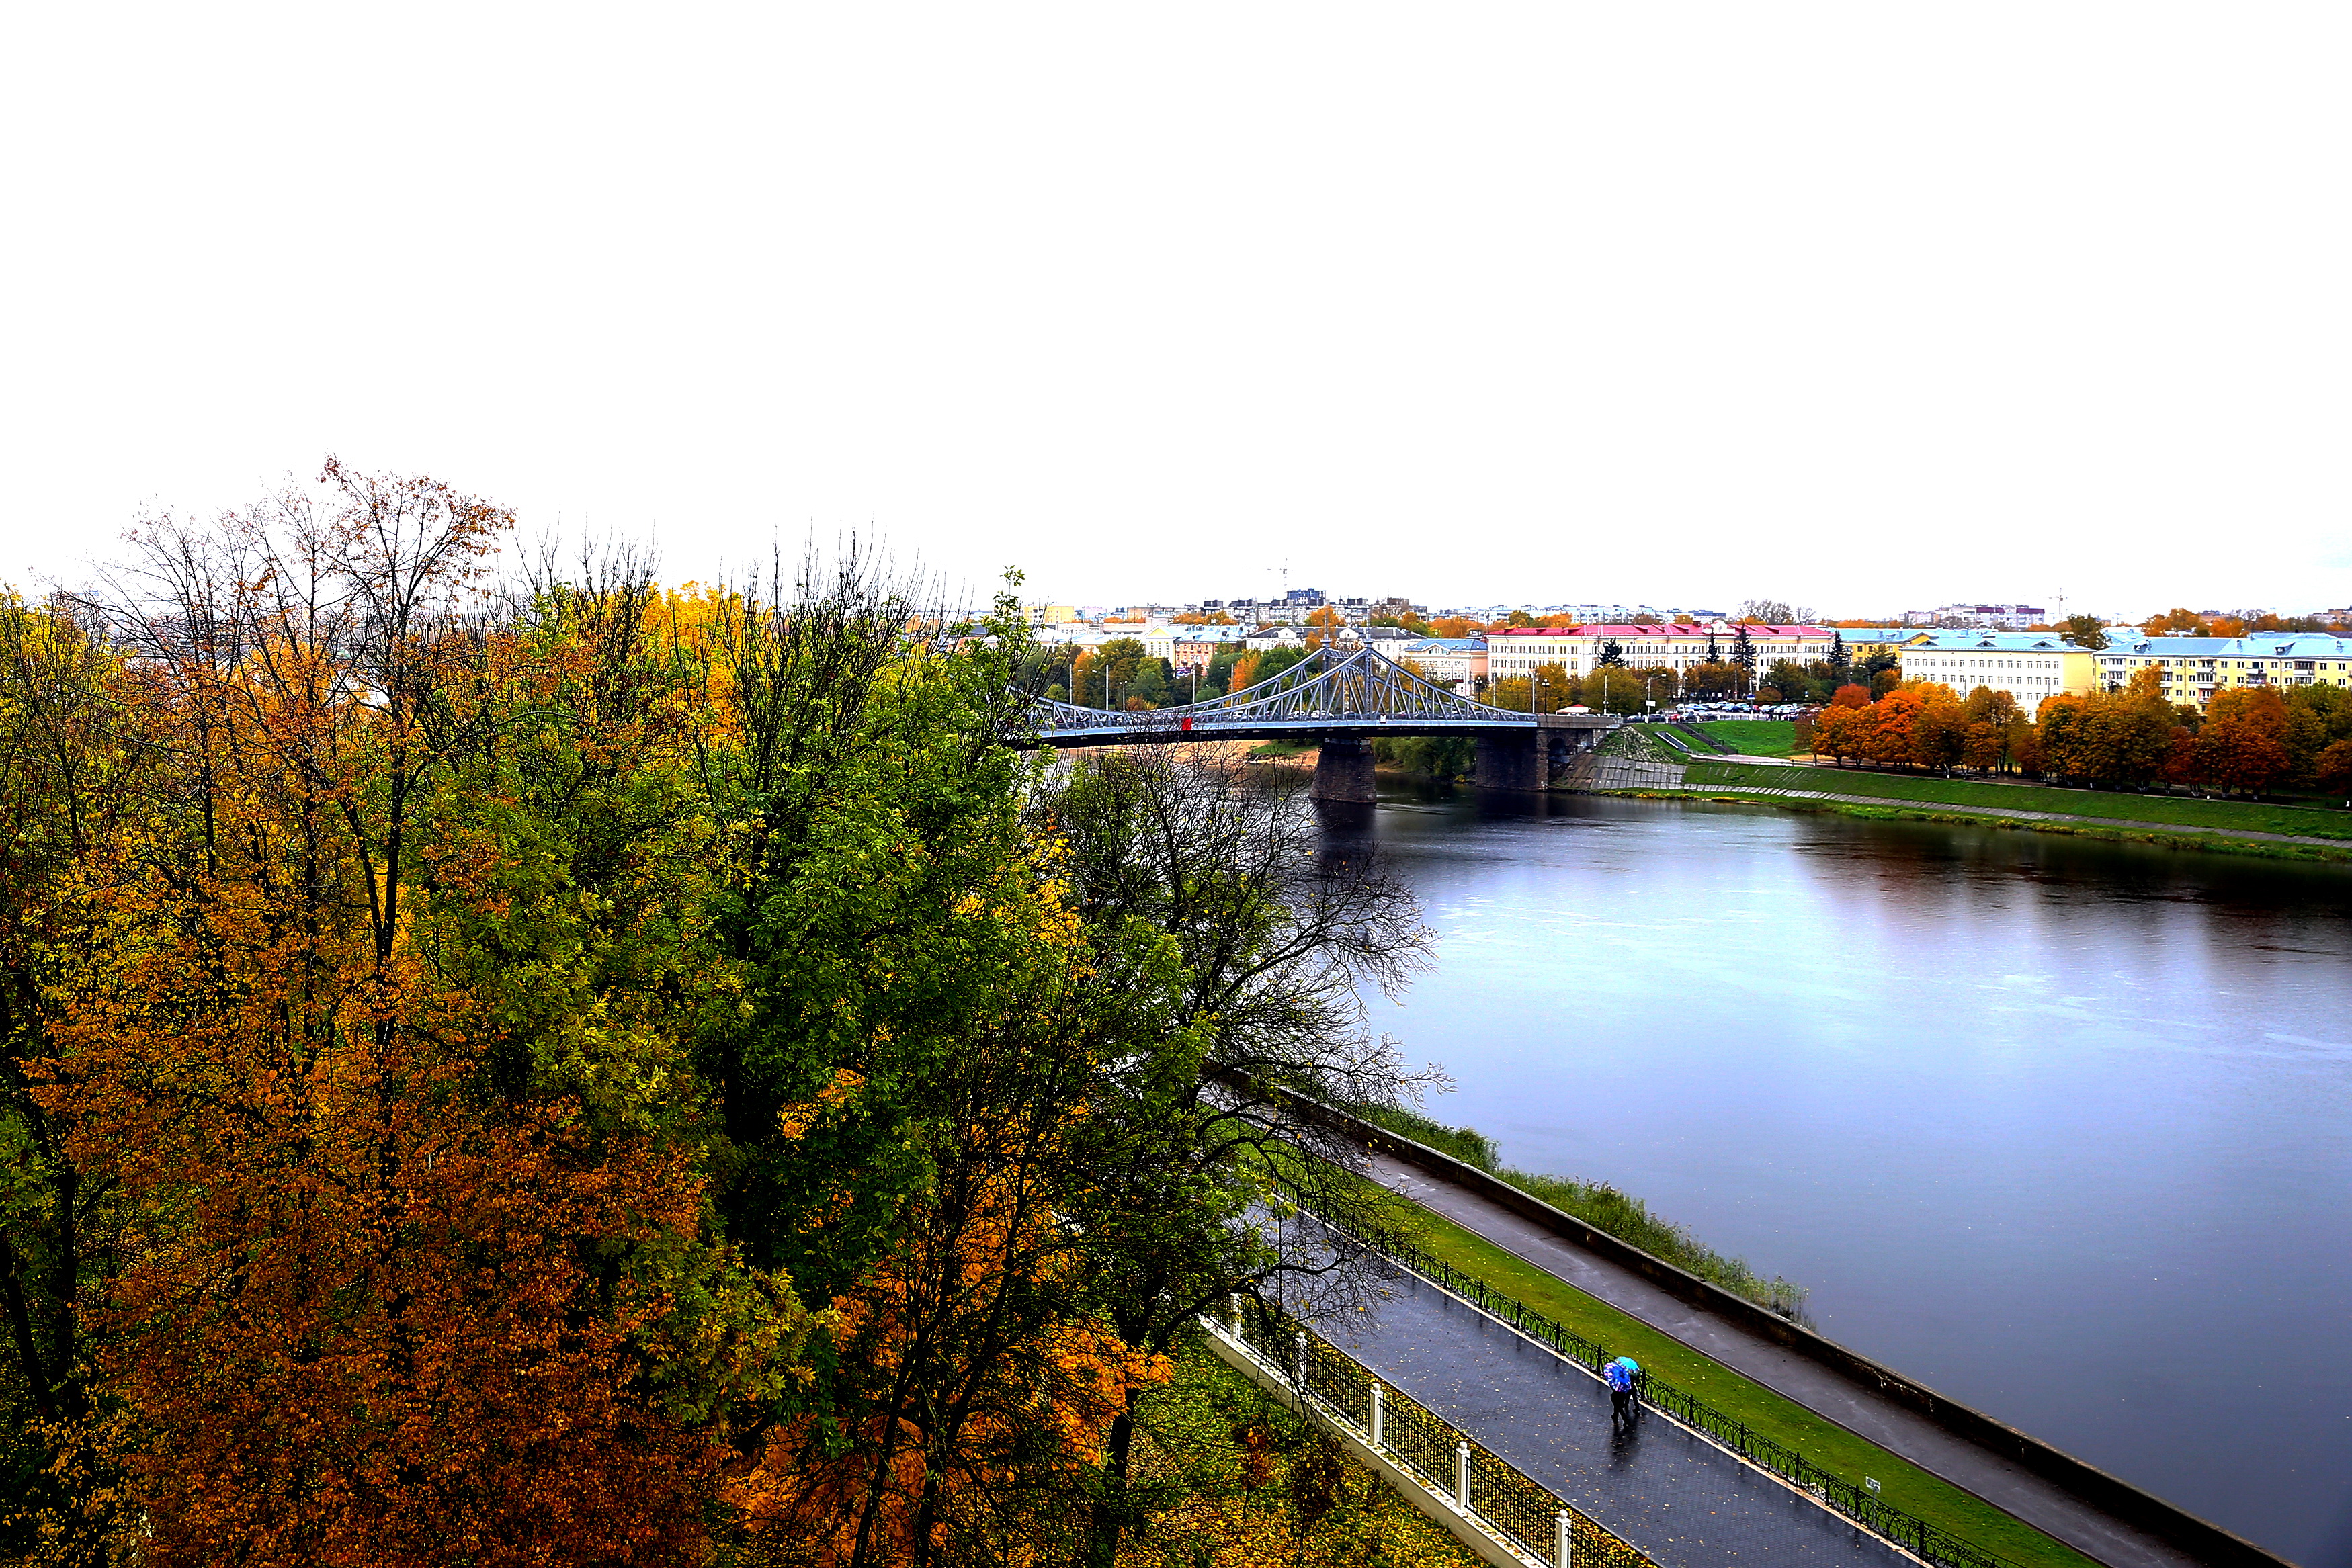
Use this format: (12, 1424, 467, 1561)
(1338, 785, 2352, 1567)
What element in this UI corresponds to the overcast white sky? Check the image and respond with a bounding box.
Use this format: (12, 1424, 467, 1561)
(3, 4, 2347, 620)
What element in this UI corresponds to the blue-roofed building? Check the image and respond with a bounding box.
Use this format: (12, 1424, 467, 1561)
(1897, 631, 2098, 706)
(1396, 636, 1488, 692)
(2091, 634, 2234, 704)
(2197, 632, 2352, 703)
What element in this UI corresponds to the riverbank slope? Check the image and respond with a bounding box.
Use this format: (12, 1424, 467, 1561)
(1591, 756, 2352, 863)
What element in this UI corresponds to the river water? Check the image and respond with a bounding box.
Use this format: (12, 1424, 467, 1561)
(1339, 785, 2352, 1567)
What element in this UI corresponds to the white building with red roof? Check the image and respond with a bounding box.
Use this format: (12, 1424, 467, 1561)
(1486, 623, 1835, 681)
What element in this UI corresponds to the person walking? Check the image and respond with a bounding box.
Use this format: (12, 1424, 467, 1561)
(1605, 1356, 1641, 1428)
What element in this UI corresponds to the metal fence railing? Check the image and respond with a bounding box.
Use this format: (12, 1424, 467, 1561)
(1216, 1299, 1652, 1568)
(1312, 1209, 2021, 1568)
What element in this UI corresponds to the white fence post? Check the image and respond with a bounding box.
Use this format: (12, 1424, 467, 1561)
(1455, 1440, 1470, 1510)
(1556, 1510, 1572, 1568)
(1370, 1383, 1384, 1448)
(1294, 1330, 1309, 1392)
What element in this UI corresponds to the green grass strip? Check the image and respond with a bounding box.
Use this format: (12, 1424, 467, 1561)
(1683, 759, 2352, 841)
(1687, 719, 1799, 756)
(1379, 1194, 2103, 1568)
(1348, 1105, 1808, 1318)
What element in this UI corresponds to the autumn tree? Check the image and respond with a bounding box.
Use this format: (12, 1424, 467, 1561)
(2142, 607, 2210, 634)
(0, 595, 148, 1562)
(30, 466, 787, 1565)
(2036, 671, 2179, 787)
(1810, 701, 1866, 765)
(1028, 748, 1432, 1568)
(1960, 687, 2027, 773)
(2057, 614, 2109, 650)
(1681, 660, 1740, 699)
(1486, 662, 1569, 713)
(2180, 687, 2292, 796)
(2314, 738, 2352, 801)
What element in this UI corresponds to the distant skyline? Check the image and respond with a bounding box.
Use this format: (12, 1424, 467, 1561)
(5, 5, 2349, 618)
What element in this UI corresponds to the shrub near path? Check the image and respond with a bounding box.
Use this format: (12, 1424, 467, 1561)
(1121, 1344, 1478, 1568)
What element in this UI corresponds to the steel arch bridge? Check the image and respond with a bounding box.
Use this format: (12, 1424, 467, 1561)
(1022, 645, 1535, 746)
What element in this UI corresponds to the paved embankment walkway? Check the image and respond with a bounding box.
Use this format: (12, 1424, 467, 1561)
(1329, 1258, 1908, 1567)
(1596, 773, 2352, 851)
(1366, 1153, 2204, 1568)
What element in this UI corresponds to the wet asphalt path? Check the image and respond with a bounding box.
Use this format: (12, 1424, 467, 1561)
(1327, 1260, 1908, 1567)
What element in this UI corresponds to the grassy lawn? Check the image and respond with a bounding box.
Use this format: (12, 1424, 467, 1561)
(1683, 759, 2352, 841)
(1248, 740, 1318, 758)
(1685, 719, 1798, 756)
(1378, 1196, 2101, 1568)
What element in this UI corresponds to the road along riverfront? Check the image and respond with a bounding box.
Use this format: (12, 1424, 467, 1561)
(1324, 1252, 1910, 1567)
(1364, 1151, 2203, 1568)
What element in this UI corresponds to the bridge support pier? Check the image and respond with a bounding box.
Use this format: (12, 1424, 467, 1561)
(1474, 732, 1542, 792)
(1310, 736, 1378, 803)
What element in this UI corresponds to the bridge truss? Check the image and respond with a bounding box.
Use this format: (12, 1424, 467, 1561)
(1026, 645, 1534, 745)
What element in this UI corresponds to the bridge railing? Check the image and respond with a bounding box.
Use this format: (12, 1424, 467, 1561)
(1028, 646, 1532, 736)
(1212, 1301, 1653, 1568)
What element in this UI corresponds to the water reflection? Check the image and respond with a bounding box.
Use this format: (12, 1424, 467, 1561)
(1349, 785, 2352, 1565)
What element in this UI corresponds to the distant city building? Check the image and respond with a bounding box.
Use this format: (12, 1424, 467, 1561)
(1833, 627, 1933, 665)
(1396, 636, 1487, 692)
(2197, 632, 2352, 700)
(1914, 630, 2352, 709)
(1170, 636, 1228, 673)
(1025, 605, 1080, 625)
(2092, 634, 2234, 705)
(1902, 604, 2047, 629)
(1487, 623, 1833, 681)
(1899, 632, 2096, 704)
(1198, 593, 1418, 626)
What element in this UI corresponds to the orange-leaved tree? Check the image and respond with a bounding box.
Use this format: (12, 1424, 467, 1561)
(2182, 686, 2292, 796)
(36, 465, 796, 1565)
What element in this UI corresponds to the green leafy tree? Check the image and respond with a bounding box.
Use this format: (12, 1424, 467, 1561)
(1030, 750, 1433, 1567)
(1128, 656, 1173, 707)
(2058, 614, 2109, 650)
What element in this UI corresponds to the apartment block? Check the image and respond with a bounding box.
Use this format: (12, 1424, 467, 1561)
(1902, 604, 2048, 629)
(1898, 632, 2096, 704)
(1486, 623, 1833, 680)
